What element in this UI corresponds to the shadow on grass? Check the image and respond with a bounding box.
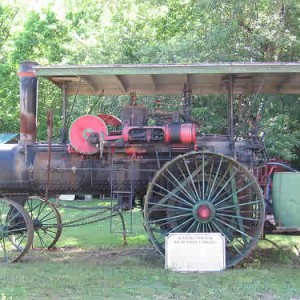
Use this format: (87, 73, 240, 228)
(23, 241, 300, 272)
(25, 245, 164, 268)
(239, 243, 300, 269)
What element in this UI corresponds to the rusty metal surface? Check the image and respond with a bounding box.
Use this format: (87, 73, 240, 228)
(19, 61, 38, 144)
(45, 110, 53, 201)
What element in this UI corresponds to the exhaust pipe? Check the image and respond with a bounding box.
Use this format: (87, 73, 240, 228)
(18, 61, 38, 144)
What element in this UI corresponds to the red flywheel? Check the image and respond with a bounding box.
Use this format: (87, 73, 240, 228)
(69, 115, 108, 154)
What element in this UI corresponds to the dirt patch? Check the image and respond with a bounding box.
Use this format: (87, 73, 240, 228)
(24, 246, 163, 265)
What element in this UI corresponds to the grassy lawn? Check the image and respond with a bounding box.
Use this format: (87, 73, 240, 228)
(0, 200, 300, 300)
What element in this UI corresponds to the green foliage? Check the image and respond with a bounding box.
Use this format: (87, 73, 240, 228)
(0, 5, 17, 56)
(262, 95, 300, 160)
(12, 11, 70, 64)
(0, 63, 19, 133)
(0, 0, 300, 160)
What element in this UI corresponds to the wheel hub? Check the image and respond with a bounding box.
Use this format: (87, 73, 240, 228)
(193, 201, 215, 223)
(33, 218, 43, 229)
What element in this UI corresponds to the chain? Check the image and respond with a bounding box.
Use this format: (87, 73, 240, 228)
(43, 208, 122, 229)
(39, 205, 128, 245)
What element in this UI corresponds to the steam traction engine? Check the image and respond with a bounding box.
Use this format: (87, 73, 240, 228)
(1, 61, 299, 267)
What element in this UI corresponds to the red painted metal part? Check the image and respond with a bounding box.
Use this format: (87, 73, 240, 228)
(125, 147, 147, 155)
(257, 159, 289, 201)
(17, 71, 36, 77)
(97, 114, 122, 127)
(197, 205, 211, 219)
(122, 123, 197, 144)
(165, 123, 197, 144)
(69, 115, 108, 154)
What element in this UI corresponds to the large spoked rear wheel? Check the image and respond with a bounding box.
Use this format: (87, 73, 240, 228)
(144, 151, 265, 268)
(0, 198, 34, 263)
(24, 197, 62, 249)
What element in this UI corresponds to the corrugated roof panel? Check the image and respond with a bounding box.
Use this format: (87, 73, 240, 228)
(34, 63, 300, 95)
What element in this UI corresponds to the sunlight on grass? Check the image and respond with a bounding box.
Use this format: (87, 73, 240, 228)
(52, 200, 149, 249)
(0, 199, 300, 299)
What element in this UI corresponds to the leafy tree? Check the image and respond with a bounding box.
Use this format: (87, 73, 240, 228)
(0, 0, 300, 162)
(0, 4, 18, 133)
(12, 10, 70, 64)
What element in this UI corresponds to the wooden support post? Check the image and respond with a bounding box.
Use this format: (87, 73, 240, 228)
(61, 82, 68, 143)
(227, 76, 234, 148)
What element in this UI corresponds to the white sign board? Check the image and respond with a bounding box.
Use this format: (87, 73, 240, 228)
(165, 233, 225, 272)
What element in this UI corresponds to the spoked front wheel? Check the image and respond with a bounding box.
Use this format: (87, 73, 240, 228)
(144, 151, 265, 268)
(24, 197, 62, 249)
(0, 198, 34, 263)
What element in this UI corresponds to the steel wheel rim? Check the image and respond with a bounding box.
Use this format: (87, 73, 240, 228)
(143, 151, 265, 268)
(24, 197, 62, 249)
(0, 198, 34, 263)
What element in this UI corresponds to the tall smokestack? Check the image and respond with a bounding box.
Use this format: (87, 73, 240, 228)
(18, 61, 38, 144)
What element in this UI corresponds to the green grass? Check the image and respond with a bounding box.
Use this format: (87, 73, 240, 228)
(0, 200, 300, 300)
(53, 201, 149, 249)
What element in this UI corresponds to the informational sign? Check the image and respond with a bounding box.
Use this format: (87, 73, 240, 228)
(165, 233, 225, 272)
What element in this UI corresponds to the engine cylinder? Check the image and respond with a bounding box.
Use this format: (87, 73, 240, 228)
(122, 123, 196, 144)
(165, 123, 196, 144)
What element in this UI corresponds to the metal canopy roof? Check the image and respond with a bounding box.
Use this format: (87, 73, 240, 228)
(33, 63, 300, 96)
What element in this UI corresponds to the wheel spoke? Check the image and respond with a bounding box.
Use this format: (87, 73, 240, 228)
(38, 210, 55, 222)
(215, 212, 260, 222)
(215, 216, 253, 240)
(202, 153, 205, 200)
(27, 199, 42, 216)
(161, 170, 195, 202)
(35, 230, 47, 247)
(207, 164, 230, 201)
(148, 202, 192, 212)
(212, 218, 248, 248)
(174, 162, 198, 200)
(211, 165, 239, 203)
(195, 222, 201, 232)
(182, 158, 201, 200)
(207, 222, 214, 233)
(186, 220, 198, 233)
(213, 180, 255, 207)
(207, 157, 223, 201)
(203, 156, 215, 199)
(148, 212, 192, 224)
(39, 216, 57, 223)
(216, 215, 254, 230)
(152, 189, 192, 208)
(210, 219, 244, 257)
(144, 152, 264, 269)
(153, 182, 194, 207)
(41, 229, 57, 236)
(0, 199, 34, 263)
(6, 211, 23, 225)
(14, 232, 27, 245)
(216, 200, 261, 211)
(36, 202, 48, 219)
(24, 198, 62, 249)
(167, 217, 195, 234)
